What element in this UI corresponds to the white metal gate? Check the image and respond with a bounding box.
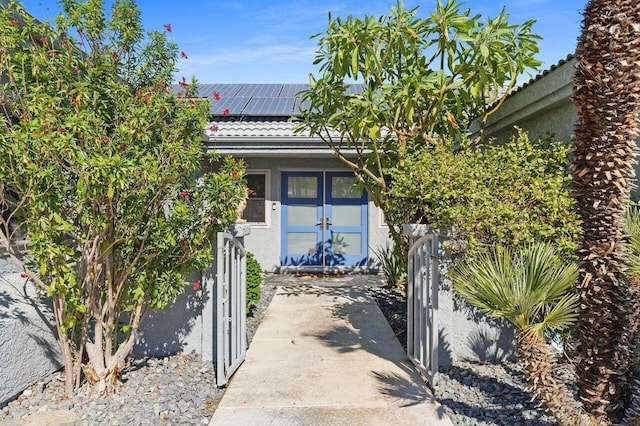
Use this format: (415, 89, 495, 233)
(214, 231, 247, 387)
(407, 232, 439, 384)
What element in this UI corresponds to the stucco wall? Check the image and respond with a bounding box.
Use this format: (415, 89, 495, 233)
(484, 56, 640, 199)
(0, 255, 62, 406)
(484, 57, 576, 144)
(236, 156, 391, 272)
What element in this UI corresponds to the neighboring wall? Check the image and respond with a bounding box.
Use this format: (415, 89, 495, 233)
(483, 56, 576, 144)
(0, 254, 62, 406)
(484, 55, 640, 198)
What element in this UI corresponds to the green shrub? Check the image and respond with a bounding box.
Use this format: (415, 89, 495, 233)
(373, 242, 407, 289)
(385, 129, 581, 256)
(246, 252, 262, 310)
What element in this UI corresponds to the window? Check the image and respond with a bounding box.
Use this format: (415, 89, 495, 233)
(244, 171, 269, 225)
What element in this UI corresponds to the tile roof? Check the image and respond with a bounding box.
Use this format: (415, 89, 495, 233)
(206, 118, 303, 138)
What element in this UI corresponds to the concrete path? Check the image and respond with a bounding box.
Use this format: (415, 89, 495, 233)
(210, 277, 452, 425)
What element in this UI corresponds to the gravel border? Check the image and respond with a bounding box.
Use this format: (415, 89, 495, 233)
(368, 285, 559, 426)
(2, 276, 565, 425)
(0, 277, 278, 425)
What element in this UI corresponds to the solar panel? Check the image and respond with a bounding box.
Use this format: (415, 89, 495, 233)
(280, 84, 308, 97)
(345, 84, 365, 94)
(210, 97, 251, 115)
(243, 97, 296, 116)
(236, 84, 283, 98)
(293, 98, 311, 116)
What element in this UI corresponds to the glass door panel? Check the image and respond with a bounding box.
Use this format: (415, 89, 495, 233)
(281, 171, 367, 267)
(281, 172, 323, 266)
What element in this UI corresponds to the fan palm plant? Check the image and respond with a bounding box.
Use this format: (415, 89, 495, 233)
(450, 243, 593, 425)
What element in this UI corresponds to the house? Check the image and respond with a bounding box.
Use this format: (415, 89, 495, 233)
(483, 54, 577, 144)
(483, 54, 640, 198)
(196, 83, 390, 272)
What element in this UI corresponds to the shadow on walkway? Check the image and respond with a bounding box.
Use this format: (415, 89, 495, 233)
(210, 276, 452, 426)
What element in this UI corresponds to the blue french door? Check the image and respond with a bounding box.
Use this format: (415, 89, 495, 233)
(281, 172, 368, 267)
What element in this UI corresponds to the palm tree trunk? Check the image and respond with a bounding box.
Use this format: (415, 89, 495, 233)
(516, 333, 594, 426)
(571, 0, 640, 421)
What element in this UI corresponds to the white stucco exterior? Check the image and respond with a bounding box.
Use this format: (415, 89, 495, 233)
(219, 155, 390, 272)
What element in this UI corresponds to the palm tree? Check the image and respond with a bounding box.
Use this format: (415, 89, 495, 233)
(450, 243, 593, 425)
(570, 0, 640, 421)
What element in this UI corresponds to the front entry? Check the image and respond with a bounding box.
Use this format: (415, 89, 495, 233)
(281, 171, 368, 268)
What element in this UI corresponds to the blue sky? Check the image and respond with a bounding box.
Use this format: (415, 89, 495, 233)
(21, 0, 587, 84)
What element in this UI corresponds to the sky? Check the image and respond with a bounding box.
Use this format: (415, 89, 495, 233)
(19, 0, 588, 84)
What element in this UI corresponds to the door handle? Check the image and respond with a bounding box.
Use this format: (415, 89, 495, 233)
(316, 218, 332, 230)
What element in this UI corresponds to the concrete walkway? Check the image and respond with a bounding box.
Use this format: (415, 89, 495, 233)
(210, 276, 452, 425)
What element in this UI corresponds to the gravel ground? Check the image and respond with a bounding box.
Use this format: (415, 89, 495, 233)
(368, 285, 560, 426)
(2, 276, 561, 425)
(0, 278, 278, 425)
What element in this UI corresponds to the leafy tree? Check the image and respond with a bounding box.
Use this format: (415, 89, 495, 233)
(570, 0, 640, 421)
(0, 0, 247, 396)
(386, 130, 581, 256)
(296, 0, 541, 245)
(451, 243, 594, 425)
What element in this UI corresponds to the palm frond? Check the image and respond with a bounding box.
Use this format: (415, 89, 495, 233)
(451, 242, 578, 339)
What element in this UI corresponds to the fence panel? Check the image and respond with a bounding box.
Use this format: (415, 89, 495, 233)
(214, 231, 247, 387)
(407, 232, 439, 385)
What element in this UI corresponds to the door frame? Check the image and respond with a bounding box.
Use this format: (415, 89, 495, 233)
(280, 171, 368, 270)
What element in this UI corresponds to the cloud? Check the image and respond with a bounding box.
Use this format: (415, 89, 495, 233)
(217, 1, 244, 11)
(187, 43, 316, 67)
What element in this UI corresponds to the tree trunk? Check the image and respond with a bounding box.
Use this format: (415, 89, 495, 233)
(52, 295, 78, 397)
(571, 0, 640, 421)
(516, 333, 594, 426)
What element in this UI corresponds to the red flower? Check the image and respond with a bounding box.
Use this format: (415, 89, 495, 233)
(10, 19, 18, 25)
(222, 108, 230, 115)
(179, 190, 188, 198)
(213, 91, 221, 101)
(163, 23, 172, 32)
(208, 125, 219, 132)
(178, 76, 188, 87)
(39, 36, 47, 43)
(180, 51, 187, 59)
(245, 185, 257, 196)
(192, 281, 201, 291)
(71, 98, 80, 105)
(231, 170, 239, 179)
(180, 238, 187, 247)
(20, 273, 28, 279)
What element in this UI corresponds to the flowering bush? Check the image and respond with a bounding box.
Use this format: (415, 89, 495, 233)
(0, 0, 246, 396)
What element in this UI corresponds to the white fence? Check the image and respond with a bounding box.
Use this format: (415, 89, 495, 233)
(406, 229, 439, 385)
(214, 231, 247, 387)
